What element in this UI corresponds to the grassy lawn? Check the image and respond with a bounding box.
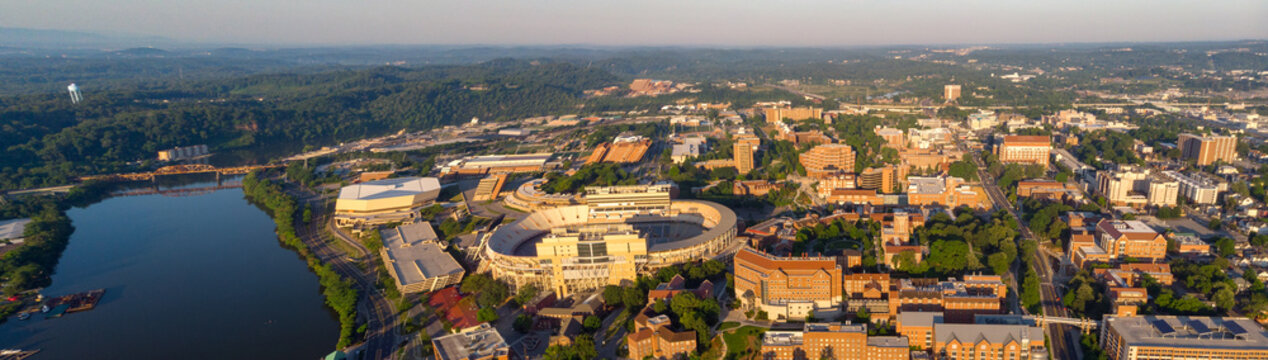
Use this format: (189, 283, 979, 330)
(722, 326, 767, 360)
(717, 322, 741, 331)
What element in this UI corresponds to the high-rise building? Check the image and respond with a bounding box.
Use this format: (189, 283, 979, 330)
(734, 135, 760, 174)
(1101, 316, 1268, 360)
(943, 85, 961, 102)
(733, 247, 842, 319)
(800, 144, 856, 178)
(995, 135, 1051, 167)
(1178, 133, 1238, 166)
(762, 323, 910, 360)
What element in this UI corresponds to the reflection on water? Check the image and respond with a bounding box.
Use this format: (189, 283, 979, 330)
(0, 178, 337, 360)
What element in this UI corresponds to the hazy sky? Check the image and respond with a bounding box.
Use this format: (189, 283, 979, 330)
(3, 0, 1266, 46)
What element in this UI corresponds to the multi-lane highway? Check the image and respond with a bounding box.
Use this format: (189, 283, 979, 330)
(287, 186, 399, 360)
(968, 149, 1080, 360)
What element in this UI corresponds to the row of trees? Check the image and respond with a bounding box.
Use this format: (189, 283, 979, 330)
(241, 172, 359, 347)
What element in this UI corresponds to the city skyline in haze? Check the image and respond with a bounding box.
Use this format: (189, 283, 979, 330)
(3, 0, 1266, 47)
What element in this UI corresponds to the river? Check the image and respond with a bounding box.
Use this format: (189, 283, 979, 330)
(0, 180, 338, 359)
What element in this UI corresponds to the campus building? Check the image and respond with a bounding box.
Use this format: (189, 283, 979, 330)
(586, 135, 652, 164)
(761, 323, 910, 360)
(502, 179, 583, 212)
(734, 247, 843, 320)
(441, 153, 552, 178)
(627, 305, 698, 360)
(800, 144, 857, 178)
(906, 176, 989, 209)
(858, 166, 897, 193)
(1178, 133, 1238, 166)
(379, 222, 465, 294)
(891, 276, 1008, 323)
(932, 321, 1045, 360)
(334, 177, 442, 228)
(1100, 316, 1268, 360)
(473, 173, 508, 201)
(995, 135, 1051, 167)
(1094, 219, 1167, 261)
(432, 324, 510, 360)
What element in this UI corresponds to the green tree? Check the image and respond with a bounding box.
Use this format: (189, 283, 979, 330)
(1215, 237, 1236, 257)
(583, 315, 602, 331)
(477, 307, 499, 323)
(988, 252, 1012, 276)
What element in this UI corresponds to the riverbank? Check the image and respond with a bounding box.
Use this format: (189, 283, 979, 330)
(241, 172, 360, 348)
(0, 182, 111, 323)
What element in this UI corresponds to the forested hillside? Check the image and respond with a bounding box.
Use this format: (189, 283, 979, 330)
(0, 60, 618, 190)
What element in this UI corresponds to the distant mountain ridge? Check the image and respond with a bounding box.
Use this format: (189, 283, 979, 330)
(0, 27, 174, 49)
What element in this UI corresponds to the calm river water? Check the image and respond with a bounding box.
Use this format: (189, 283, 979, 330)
(0, 181, 337, 359)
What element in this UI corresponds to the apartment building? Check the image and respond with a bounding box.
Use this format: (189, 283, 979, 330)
(1095, 166, 1176, 207)
(1164, 170, 1221, 205)
(800, 144, 857, 178)
(1178, 133, 1238, 166)
(995, 135, 1051, 167)
(1101, 316, 1268, 360)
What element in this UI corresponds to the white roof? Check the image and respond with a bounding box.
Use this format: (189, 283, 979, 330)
(339, 177, 440, 201)
(0, 218, 31, 240)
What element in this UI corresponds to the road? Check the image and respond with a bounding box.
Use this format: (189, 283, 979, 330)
(968, 149, 1080, 360)
(287, 186, 399, 360)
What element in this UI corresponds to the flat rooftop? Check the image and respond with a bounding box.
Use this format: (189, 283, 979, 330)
(463, 153, 552, 165)
(908, 177, 950, 195)
(0, 218, 31, 241)
(433, 325, 509, 360)
(1106, 316, 1268, 350)
(381, 222, 464, 286)
(339, 177, 440, 201)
